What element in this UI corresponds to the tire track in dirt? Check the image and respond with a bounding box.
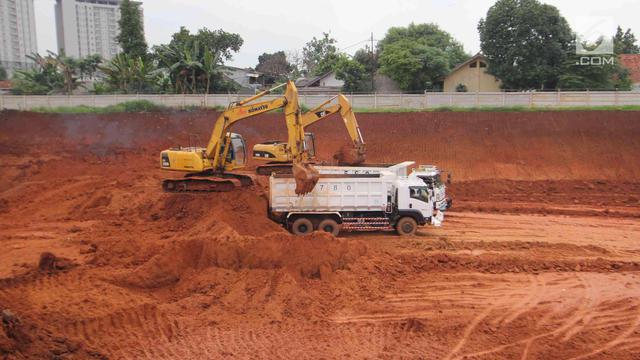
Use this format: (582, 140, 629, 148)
(455, 273, 640, 359)
(330, 273, 640, 359)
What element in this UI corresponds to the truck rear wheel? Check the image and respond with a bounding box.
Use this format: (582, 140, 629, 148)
(317, 219, 341, 236)
(396, 217, 417, 236)
(291, 218, 313, 235)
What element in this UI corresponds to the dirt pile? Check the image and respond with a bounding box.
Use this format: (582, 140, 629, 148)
(332, 144, 366, 165)
(122, 226, 367, 289)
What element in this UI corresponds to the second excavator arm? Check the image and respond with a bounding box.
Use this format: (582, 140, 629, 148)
(301, 94, 366, 164)
(301, 94, 365, 150)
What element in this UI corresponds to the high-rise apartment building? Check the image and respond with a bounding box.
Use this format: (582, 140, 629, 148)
(0, 0, 38, 76)
(55, 0, 143, 60)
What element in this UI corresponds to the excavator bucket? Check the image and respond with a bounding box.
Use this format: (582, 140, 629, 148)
(333, 144, 366, 165)
(293, 163, 320, 195)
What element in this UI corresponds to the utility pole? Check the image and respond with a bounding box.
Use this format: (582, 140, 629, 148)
(370, 32, 375, 92)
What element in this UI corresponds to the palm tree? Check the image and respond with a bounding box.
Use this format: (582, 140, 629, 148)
(47, 51, 79, 94)
(202, 49, 220, 93)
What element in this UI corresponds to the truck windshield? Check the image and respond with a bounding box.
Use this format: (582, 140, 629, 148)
(409, 186, 429, 203)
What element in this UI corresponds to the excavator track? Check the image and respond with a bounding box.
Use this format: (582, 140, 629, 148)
(162, 172, 254, 193)
(256, 163, 294, 176)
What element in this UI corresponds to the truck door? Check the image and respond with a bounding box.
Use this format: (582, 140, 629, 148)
(408, 186, 434, 219)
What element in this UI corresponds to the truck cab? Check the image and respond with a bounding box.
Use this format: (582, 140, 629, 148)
(410, 165, 452, 212)
(394, 177, 444, 229)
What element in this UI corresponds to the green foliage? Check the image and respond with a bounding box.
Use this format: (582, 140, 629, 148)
(153, 27, 243, 94)
(478, 0, 573, 90)
(302, 32, 339, 76)
(614, 26, 640, 54)
(455, 83, 468, 92)
(117, 0, 148, 59)
(32, 100, 166, 113)
(256, 51, 292, 83)
(353, 46, 378, 76)
(11, 51, 94, 95)
(99, 53, 159, 93)
(334, 55, 371, 92)
(77, 54, 102, 80)
(378, 23, 469, 91)
(354, 105, 640, 113)
(559, 55, 632, 90)
(45, 100, 168, 113)
(0, 66, 7, 81)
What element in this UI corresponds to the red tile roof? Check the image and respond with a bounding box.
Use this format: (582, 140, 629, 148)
(0, 80, 12, 89)
(619, 54, 640, 84)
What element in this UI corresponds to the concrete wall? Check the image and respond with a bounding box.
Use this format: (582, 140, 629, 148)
(1, 92, 639, 110)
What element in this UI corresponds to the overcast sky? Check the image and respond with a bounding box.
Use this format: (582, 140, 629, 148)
(34, 0, 639, 67)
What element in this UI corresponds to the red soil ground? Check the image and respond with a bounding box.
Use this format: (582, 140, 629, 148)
(0, 109, 639, 359)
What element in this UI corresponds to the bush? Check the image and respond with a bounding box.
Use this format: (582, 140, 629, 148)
(32, 100, 167, 113)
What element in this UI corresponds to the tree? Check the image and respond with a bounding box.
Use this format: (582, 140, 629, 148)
(0, 66, 7, 81)
(117, 0, 148, 59)
(99, 53, 158, 93)
(353, 46, 378, 75)
(256, 51, 292, 83)
(559, 36, 632, 91)
(302, 32, 339, 76)
(78, 54, 102, 80)
(378, 23, 469, 91)
(153, 27, 243, 93)
(614, 26, 640, 54)
(334, 55, 371, 92)
(478, 0, 573, 90)
(202, 49, 220, 94)
(12, 53, 66, 94)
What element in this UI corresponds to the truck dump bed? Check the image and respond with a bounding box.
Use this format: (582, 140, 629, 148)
(269, 175, 389, 213)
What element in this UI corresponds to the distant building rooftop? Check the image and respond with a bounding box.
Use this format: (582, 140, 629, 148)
(619, 54, 640, 85)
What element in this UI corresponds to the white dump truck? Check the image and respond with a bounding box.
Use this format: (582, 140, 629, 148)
(314, 162, 452, 212)
(268, 162, 447, 236)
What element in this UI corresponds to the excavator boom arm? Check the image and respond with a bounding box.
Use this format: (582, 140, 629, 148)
(300, 94, 365, 148)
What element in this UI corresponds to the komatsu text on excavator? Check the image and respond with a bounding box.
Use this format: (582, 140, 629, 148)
(159, 81, 319, 194)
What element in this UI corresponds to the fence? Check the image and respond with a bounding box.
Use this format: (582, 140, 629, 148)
(1, 91, 639, 110)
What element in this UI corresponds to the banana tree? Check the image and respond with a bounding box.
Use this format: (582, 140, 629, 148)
(202, 49, 221, 93)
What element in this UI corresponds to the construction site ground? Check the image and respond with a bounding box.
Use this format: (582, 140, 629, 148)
(1, 110, 639, 359)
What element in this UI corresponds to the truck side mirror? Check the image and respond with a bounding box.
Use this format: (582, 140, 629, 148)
(447, 172, 452, 184)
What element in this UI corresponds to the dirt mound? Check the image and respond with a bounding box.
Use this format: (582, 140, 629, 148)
(122, 228, 367, 289)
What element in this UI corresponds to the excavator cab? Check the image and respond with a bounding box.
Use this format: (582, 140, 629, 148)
(253, 132, 316, 163)
(161, 132, 247, 173)
(304, 132, 316, 159)
(223, 133, 248, 170)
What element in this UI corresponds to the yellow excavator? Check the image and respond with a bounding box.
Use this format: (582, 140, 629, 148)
(252, 94, 366, 175)
(160, 81, 318, 193)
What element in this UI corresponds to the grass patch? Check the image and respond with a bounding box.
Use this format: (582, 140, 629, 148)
(25, 100, 640, 114)
(31, 100, 167, 113)
(353, 105, 640, 113)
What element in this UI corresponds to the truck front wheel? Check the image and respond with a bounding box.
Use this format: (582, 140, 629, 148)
(291, 218, 313, 235)
(318, 218, 342, 236)
(396, 217, 417, 236)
